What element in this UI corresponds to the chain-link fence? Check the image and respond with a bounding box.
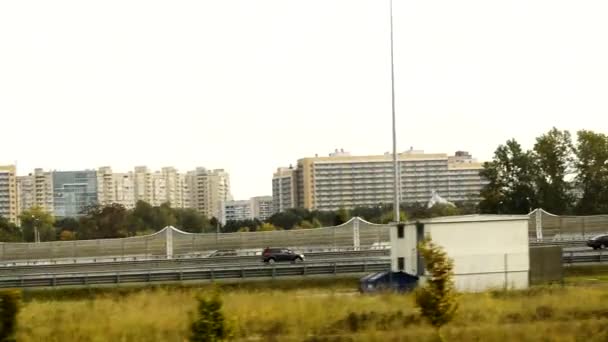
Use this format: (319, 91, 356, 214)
(529, 209, 608, 241)
(0, 217, 391, 263)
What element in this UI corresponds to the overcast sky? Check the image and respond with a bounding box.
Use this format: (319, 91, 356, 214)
(1, 0, 607, 199)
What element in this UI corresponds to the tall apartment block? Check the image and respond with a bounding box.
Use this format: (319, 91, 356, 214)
(97, 167, 136, 209)
(17, 168, 54, 214)
(273, 149, 487, 212)
(187, 168, 231, 221)
(252, 196, 273, 220)
(272, 167, 297, 213)
(0, 165, 18, 224)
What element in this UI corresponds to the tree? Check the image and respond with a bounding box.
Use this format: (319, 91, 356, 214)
(189, 293, 231, 342)
(479, 139, 537, 214)
(267, 210, 301, 230)
(533, 128, 575, 214)
(175, 208, 211, 233)
(78, 204, 128, 239)
(0, 216, 21, 242)
(573, 130, 608, 214)
(415, 238, 458, 337)
(19, 207, 55, 242)
(54, 217, 80, 234)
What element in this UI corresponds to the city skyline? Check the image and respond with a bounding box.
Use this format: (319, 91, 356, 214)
(2, 1, 608, 200)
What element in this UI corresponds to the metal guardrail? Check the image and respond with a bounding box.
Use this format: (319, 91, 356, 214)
(0, 260, 392, 289)
(0, 250, 390, 279)
(562, 250, 608, 265)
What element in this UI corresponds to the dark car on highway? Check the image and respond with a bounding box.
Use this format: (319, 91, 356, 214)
(262, 248, 304, 264)
(587, 234, 608, 250)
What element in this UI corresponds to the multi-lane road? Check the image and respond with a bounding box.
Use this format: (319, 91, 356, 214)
(0, 242, 606, 289)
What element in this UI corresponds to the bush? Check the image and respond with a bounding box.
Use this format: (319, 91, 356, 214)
(190, 292, 231, 342)
(415, 238, 458, 328)
(0, 290, 21, 342)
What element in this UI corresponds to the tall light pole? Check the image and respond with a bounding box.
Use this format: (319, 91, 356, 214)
(389, 0, 400, 223)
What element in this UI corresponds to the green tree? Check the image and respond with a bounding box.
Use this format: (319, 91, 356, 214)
(574, 130, 608, 214)
(533, 128, 575, 214)
(415, 238, 458, 337)
(479, 139, 537, 214)
(19, 207, 55, 242)
(131, 201, 156, 231)
(267, 210, 301, 230)
(54, 217, 80, 235)
(156, 202, 177, 229)
(78, 204, 128, 239)
(428, 203, 461, 218)
(175, 208, 211, 233)
(0, 216, 21, 242)
(189, 293, 231, 342)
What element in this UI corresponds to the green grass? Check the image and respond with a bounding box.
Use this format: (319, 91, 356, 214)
(11, 266, 608, 341)
(565, 264, 608, 284)
(13, 282, 608, 341)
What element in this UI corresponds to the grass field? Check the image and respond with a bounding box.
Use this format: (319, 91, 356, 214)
(11, 267, 608, 341)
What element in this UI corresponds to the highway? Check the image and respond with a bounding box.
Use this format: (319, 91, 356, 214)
(0, 244, 606, 289)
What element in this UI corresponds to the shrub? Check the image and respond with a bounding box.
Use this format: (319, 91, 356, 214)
(415, 238, 458, 328)
(190, 292, 231, 342)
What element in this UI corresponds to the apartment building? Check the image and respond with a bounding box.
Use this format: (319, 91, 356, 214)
(272, 167, 297, 213)
(252, 196, 273, 220)
(134, 166, 153, 205)
(97, 167, 136, 209)
(16, 174, 34, 214)
(223, 196, 273, 222)
(274, 149, 487, 212)
(224, 200, 253, 222)
(187, 168, 231, 220)
(97, 167, 116, 206)
(0, 165, 19, 224)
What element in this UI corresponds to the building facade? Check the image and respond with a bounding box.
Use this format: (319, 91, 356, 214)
(224, 200, 253, 222)
(272, 167, 297, 213)
(275, 149, 487, 212)
(53, 170, 98, 217)
(252, 196, 273, 220)
(0, 165, 19, 224)
(223, 196, 274, 222)
(187, 168, 232, 220)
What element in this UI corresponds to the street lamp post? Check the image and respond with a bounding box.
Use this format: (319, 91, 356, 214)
(32, 215, 40, 243)
(389, 0, 400, 223)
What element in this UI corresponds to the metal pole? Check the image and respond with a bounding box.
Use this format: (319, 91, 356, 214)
(389, 0, 400, 223)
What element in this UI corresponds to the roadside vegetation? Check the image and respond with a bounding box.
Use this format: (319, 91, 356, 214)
(4, 270, 607, 341)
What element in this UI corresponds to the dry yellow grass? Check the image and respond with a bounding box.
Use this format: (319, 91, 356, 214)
(14, 283, 608, 341)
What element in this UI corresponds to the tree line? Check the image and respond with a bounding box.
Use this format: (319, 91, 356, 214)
(0, 201, 217, 243)
(0, 201, 474, 242)
(479, 128, 608, 215)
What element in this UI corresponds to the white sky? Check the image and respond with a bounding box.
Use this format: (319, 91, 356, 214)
(1, 0, 607, 199)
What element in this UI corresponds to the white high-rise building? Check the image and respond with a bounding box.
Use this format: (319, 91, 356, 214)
(275, 149, 487, 211)
(17, 168, 54, 215)
(272, 167, 297, 213)
(0, 165, 19, 224)
(252, 196, 273, 220)
(187, 168, 231, 220)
